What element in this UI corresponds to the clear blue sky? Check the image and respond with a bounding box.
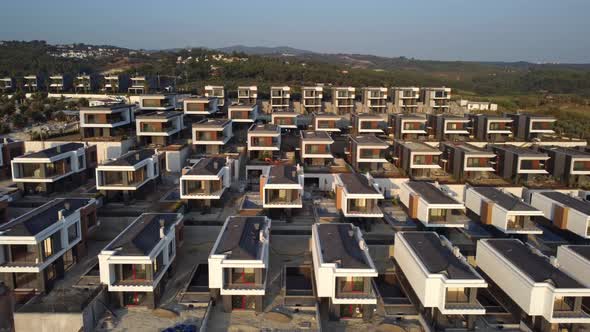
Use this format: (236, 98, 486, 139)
(1, 0, 589, 63)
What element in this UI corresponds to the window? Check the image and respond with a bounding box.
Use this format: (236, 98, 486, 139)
(78, 155, 85, 169)
(63, 248, 75, 271)
(338, 277, 365, 293)
(42, 232, 62, 259)
(446, 287, 470, 304)
(554, 296, 576, 312)
(231, 268, 256, 284)
(67, 223, 79, 243)
(14, 272, 38, 289)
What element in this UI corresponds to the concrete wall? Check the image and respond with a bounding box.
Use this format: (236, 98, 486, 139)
(165, 146, 191, 172)
(373, 177, 409, 198)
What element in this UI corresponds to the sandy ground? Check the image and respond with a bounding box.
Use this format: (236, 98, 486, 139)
(96, 306, 207, 332)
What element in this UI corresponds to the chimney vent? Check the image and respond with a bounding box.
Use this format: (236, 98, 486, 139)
(135, 153, 140, 161)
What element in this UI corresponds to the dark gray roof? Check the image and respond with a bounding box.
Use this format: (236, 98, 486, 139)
(339, 173, 379, 195)
(350, 135, 388, 146)
(317, 223, 370, 269)
(568, 245, 590, 261)
(398, 141, 440, 153)
(487, 239, 585, 288)
(314, 112, 341, 119)
(21, 143, 84, 159)
(0, 198, 93, 237)
(473, 187, 539, 212)
(249, 123, 279, 134)
(356, 113, 384, 119)
(406, 182, 459, 205)
(102, 149, 156, 167)
(187, 157, 226, 176)
(106, 213, 180, 256)
(192, 119, 231, 128)
(541, 146, 590, 158)
(272, 111, 298, 116)
(541, 191, 590, 216)
(136, 111, 182, 119)
(215, 216, 268, 260)
(402, 232, 478, 280)
(301, 131, 332, 141)
(80, 104, 135, 112)
(267, 165, 299, 185)
(492, 145, 548, 157)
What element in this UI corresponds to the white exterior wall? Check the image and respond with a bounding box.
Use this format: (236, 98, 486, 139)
(96, 154, 159, 191)
(165, 146, 191, 172)
(530, 192, 590, 238)
(372, 177, 410, 198)
(136, 115, 184, 137)
(24, 140, 135, 164)
(304, 173, 336, 191)
(556, 246, 590, 287)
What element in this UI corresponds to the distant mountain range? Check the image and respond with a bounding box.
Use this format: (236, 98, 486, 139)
(215, 45, 314, 56)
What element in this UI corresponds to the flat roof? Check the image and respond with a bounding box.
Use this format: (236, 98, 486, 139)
(395, 114, 427, 120)
(102, 148, 156, 167)
(398, 141, 440, 153)
(568, 245, 590, 261)
(317, 223, 370, 269)
(356, 113, 385, 119)
(486, 239, 585, 288)
(229, 103, 256, 109)
(79, 103, 135, 112)
(350, 135, 388, 146)
(339, 173, 379, 195)
(267, 165, 299, 185)
(192, 119, 231, 128)
(186, 157, 226, 176)
(473, 187, 539, 212)
(249, 123, 279, 134)
(301, 131, 333, 142)
(492, 145, 548, 157)
(401, 232, 478, 280)
(105, 213, 180, 256)
(541, 146, 590, 158)
(20, 143, 84, 159)
(314, 112, 341, 119)
(215, 216, 268, 260)
(136, 111, 182, 120)
(272, 111, 298, 116)
(541, 191, 590, 216)
(442, 142, 494, 155)
(406, 182, 459, 205)
(0, 198, 92, 237)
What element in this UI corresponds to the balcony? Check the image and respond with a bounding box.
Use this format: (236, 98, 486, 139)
(347, 199, 381, 215)
(182, 180, 224, 197)
(506, 217, 539, 233)
(1, 245, 40, 267)
(265, 189, 302, 206)
(445, 302, 485, 311)
(141, 123, 176, 134)
(335, 278, 375, 300)
(305, 145, 331, 155)
(194, 132, 224, 141)
(250, 138, 279, 148)
(14, 161, 71, 180)
(428, 210, 469, 225)
(231, 110, 253, 120)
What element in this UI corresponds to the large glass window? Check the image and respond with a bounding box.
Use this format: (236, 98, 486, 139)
(446, 287, 470, 304)
(42, 232, 62, 259)
(67, 223, 79, 243)
(231, 268, 255, 284)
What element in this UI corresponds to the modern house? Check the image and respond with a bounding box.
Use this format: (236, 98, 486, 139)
(529, 191, 590, 239)
(464, 187, 544, 234)
(204, 85, 225, 107)
(0, 138, 25, 179)
(420, 87, 451, 112)
(331, 87, 355, 115)
(491, 145, 550, 183)
(0, 198, 97, 301)
(95, 149, 162, 202)
(183, 97, 219, 117)
(470, 114, 514, 142)
(48, 74, 72, 93)
(0, 77, 15, 93)
(191, 119, 233, 156)
(137, 94, 176, 112)
(477, 239, 590, 332)
(74, 74, 96, 93)
(351, 113, 388, 135)
(390, 87, 420, 113)
(361, 87, 388, 113)
(507, 113, 556, 140)
(23, 75, 41, 93)
(271, 111, 298, 130)
(301, 86, 323, 114)
(12, 143, 97, 195)
(228, 103, 258, 123)
(394, 232, 487, 330)
(334, 173, 384, 218)
(208, 216, 271, 312)
(270, 86, 291, 111)
(128, 76, 154, 95)
(427, 114, 472, 141)
(311, 223, 378, 320)
(539, 146, 590, 187)
(247, 124, 281, 160)
(135, 111, 184, 146)
(392, 113, 428, 140)
(556, 245, 590, 287)
(312, 112, 344, 133)
(393, 141, 442, 179)
(180, 157, 233, 208)
(439, 142, 497, 183)
(103, 74, 128, 94)
(259, 165, 304, 209)
(346, 135, 390, 172)
(300, 131, 334, 167)
(237, 85, 257, 105)
(79, 103, 135, 138)
(399, 181, 467, 227)
(98, 213, 184, 308)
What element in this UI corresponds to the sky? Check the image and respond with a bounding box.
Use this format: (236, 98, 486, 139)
(1, 0, 589, 63)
